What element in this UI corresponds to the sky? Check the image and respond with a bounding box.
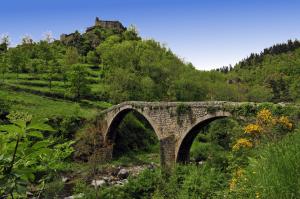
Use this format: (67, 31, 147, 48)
(1, 0, 300, 70)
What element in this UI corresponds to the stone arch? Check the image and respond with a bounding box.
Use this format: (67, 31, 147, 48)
(104, 107, 161, 152)
(176, 111, 232, 163)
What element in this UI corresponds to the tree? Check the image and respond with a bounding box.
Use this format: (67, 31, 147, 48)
(68, 64, 91, 100)
(21, 35, 33, 45)
(37, 41, 54, 66)
(7, 48, 27, 78)
(0, 34, 10, 53)
(43, 31, 53, 43)
(65, 47, 80, 66)
(45, 59, 59, 89)
(122, 25, 140, 41)
(0, 54, 8, 82)
(86, 51, 99, 65)
(289, 78, 300, 102)
(265, 73, 291, 102)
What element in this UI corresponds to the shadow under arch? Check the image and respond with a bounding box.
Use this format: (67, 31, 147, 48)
(176, 112, 232, 163)
(105, 108, 160, 158)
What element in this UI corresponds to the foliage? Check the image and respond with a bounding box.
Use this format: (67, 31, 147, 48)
(74, 123, 105, 162)
(0, 98, 9, 116)
(68, 64, 91, 100)
(65, 47, 80, 66)
(229, 109, 295, 192)
(113, 112, 158, 157)
(1, 24, 299, 103)
(0, 112, 74, 197)
(0, 19, 299, 198)
(229, 129, 300, 199)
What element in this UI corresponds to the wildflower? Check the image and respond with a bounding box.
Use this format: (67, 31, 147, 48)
(256, 192, 260, 198)
(257, 108, 273, 123)
(277, 116, 293, 130)
(271, 118, 277, 125)
(229, 168, 244, 191)
(232, 138, 253, 151)
(244, 124, 263, 135)
(229, 177, 237, 191)
(236, 168, 244, 177)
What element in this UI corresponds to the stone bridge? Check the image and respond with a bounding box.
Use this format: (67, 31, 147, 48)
(95, 101, 268, 168)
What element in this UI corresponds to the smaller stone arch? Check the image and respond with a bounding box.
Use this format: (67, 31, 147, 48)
(103, 106, 161, 154)
(176, 111, 232, 163)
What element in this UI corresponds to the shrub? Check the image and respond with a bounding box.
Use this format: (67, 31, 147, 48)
(230, 129, 300, 199)
(179, 165, 227, 199)
(99, 169, 161, 199)
(153, 165, 227, 199)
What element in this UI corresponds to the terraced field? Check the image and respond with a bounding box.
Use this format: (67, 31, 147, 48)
(0, 67, 112, 120)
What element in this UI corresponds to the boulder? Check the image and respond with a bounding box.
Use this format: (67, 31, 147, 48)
(117, 168, 129, 179)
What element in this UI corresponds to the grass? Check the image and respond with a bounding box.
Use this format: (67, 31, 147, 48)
(110, 148, 160, 167)
(0, 88, 98, 119)
(7, 79, 67, 87)
(231, 129, 300, 199)
(3, 72, 107, 101)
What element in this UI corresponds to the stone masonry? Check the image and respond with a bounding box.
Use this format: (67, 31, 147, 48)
(95, 101, 289, 169)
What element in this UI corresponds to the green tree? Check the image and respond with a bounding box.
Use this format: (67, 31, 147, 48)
(65, 47, 80, 66)
(68, 64, 91, 100)
(86, 51, 99, 65)
(0, 34, 10, 53)
(0, 54, 8, 82)
(45, 59, 60, 89)
(122, 25, 140, 41)
(289, 82, 300, 103)
(7, 47, 28, 78)
(37, 41, 54, 66)
(246, 85, 273, 102)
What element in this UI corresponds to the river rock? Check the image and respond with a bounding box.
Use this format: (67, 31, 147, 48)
(62, 176, 69, 183)
(64, 193, 84, 199)
(117, 168, 129, 179)
(91, 179, 106, 187)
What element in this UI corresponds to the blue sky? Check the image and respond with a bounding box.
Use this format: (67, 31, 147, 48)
(1, 0, 300, 70)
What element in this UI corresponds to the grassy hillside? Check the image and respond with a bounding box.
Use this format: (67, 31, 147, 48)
(0, 21, 300, 198)
(226, 40, 300, 103)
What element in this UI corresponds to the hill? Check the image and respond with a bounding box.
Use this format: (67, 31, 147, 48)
(0, 18, 300, 198)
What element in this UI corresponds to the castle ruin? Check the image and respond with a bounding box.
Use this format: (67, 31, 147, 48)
(86, 17, 125, 32)
(60, 17, 126, 42)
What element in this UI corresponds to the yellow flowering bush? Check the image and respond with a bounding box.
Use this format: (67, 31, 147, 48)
(233, 108, 293, 152)
(244, 124, 263, 136)
(257, 108, 272, 123)
(277, 116, 293, 130)
(232, 138, 253, 151)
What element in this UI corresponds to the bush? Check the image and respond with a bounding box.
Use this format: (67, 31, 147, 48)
(230, 129, 300, 198)
(179, 165, 227, 199)
(0, 98, 9, 124)
(208, 118, 240, 150)
(43, 179, 65, 199)
(98, 169, 161, 199)
(153, 165, 227, 199)
(48, 115, 84, 139)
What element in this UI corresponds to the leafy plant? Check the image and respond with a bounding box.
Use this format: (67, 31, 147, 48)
(0, 112, 74, 198)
